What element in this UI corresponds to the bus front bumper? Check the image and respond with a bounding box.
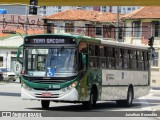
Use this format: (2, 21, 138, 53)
(21, 87, 78, 101)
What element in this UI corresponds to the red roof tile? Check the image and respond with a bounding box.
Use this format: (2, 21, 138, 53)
(44, 10, 122, 23)
(122, 6, 160, 19)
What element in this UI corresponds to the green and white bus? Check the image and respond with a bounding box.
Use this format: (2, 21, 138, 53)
(17, 34, 151, 109)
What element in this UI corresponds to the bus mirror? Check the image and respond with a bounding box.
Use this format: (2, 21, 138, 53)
(82, 53, 87, 65)
(17, 44, 23, 65)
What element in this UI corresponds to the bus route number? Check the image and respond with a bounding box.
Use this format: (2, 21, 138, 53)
(49, 85, 60, 89)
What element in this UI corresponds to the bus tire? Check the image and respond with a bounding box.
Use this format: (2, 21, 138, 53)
(41, 100, 50, 109)
(126, 87, 133, 107)
(116, 87, 133, 107)
(82, 88, 97, 110)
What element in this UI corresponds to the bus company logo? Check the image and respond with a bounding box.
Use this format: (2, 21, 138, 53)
(106, 72, 115, 81)
(106, 73, 108, 81)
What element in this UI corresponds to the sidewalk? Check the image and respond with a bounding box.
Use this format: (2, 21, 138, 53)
(0, 79, 20, 85)
(151, 87, 160, 90)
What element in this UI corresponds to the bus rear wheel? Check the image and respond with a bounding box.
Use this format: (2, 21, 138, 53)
(41, 100, 50, 109)
(116, 87, 133, 107)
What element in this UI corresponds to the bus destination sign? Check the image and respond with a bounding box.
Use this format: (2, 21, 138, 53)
(33, 38, 65, 44)
(25, 37, 76, 44)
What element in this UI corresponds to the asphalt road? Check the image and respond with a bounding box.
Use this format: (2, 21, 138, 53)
(0, 82, 160, 119)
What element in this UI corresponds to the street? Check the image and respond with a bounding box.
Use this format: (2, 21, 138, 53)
(0, 81, 160, 112)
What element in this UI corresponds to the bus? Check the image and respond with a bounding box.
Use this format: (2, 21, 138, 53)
(17, 33, 151, 109)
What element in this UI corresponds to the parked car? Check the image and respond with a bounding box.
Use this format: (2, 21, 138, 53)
(0, 72, 3, 81)
(0, 67, 16, 82)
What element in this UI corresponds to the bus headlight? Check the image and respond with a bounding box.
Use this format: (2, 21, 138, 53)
(22, 83, 32, 91)
(71, 81, 78, 88)
(62, 81, 78, 92)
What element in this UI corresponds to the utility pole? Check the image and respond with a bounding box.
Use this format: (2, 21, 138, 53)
(116, 6, 120, 42)
(5, 51, 8, 83)
(25, 5, 28, 36)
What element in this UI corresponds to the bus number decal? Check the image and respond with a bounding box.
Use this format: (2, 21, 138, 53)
(122, 72, 124, 79)
(49, 85, 60, 89)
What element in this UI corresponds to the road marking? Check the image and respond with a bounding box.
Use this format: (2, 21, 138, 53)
(138, 96, 152, 111)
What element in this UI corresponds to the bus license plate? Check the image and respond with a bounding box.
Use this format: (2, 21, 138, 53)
(42, 92, 52, 97)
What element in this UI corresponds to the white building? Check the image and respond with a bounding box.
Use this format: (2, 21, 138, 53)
(99, 6, 141, 14)
(0, 36, 23, 75)
(37, 6, 94, 16)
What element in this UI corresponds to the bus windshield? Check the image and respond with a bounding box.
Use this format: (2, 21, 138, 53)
(25, 47, 77, 77)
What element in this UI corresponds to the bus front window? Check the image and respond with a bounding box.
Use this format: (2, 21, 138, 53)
(25, 48, 77, 77)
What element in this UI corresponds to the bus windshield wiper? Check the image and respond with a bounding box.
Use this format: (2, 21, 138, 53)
(57, 46, 64, 54)
(50, 46, 64, 62)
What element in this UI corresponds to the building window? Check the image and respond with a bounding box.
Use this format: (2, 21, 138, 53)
(65, 23, 74, 33)
(128, 8, 131, 10)
(152, 21, 160, 37)
(133, 21, 141, 37)
(96, 27, 102, 36)
(47, 23, 52, 33)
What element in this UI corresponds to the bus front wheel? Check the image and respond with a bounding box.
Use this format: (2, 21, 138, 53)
(82, 88, 97, 110)
(41, 100, 50, 109)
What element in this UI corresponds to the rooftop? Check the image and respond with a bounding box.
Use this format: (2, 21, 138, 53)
(44, 9, 124, 23)
(122, 6, 160, 19)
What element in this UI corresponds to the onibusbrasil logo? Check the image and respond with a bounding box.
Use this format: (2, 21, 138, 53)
(1, 112, 42, 117)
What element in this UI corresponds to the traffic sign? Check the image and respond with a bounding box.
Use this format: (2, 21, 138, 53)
(2, 30, 16, 34)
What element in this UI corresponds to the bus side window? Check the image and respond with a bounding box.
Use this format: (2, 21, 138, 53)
(144, 51, 149, 70)
(107, 47, 115, 69)
(99, 46, 106, 68)
(88, 44, 99, 68)
(130, 50, 137, 70)
(137, 51, 144, 70)
(114, 48, 122, 69)
(123, 49, 130, 69)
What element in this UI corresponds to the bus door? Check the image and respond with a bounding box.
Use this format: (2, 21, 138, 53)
(78, 42, 88, 74)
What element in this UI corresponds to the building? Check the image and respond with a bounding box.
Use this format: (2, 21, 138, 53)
(43, 9, 123, 40)
(122, 6, 160, 87)
(0, 14, 44, 75)
(94, 6, 140, 14)
(38, 6, 94, 16)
